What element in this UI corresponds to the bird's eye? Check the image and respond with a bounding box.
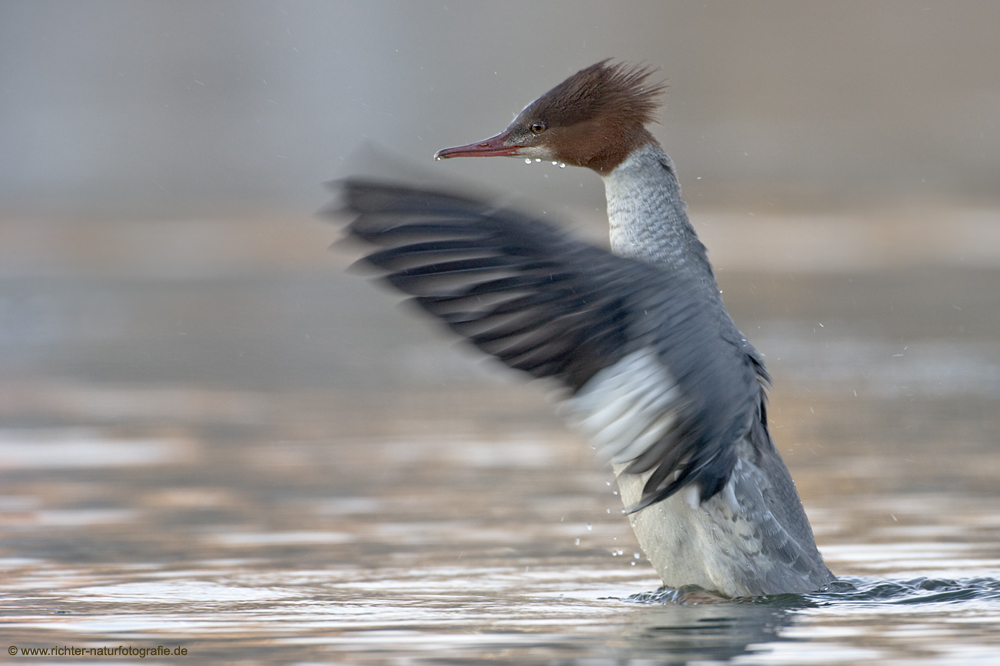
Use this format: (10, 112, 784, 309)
(530, 121, 547, 134)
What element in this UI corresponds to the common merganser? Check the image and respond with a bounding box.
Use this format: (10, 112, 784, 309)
(339, 60, 835, 597)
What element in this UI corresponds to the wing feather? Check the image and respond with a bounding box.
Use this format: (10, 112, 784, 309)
(337, 179, 767, 511)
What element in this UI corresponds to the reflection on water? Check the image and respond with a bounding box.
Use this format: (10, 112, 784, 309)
(3, 385, 999, 663)
(2, 234, 1000, 662)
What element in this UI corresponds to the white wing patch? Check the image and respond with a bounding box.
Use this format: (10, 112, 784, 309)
(560, 347, 683, 466)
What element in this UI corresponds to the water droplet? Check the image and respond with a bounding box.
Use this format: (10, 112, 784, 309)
(551, 161, 558, 166)
(575, 538, 580, 545)
(586, 523, 592, 531)
(631, 561, 636, 566)
(612, 551, 618, 556)
(558, 163, 566, 168)
(633, 552, 641, 559)
(434, 156, 442, 161)
(618, 549, 624, 556)
(534, 158, 541, 163)
(525, 158, 532, 164)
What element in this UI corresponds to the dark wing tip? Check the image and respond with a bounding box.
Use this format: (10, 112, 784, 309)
(334, 178, 480, 216)
(332, 178, 643, 393)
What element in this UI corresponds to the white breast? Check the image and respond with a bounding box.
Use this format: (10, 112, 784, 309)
(615, 456, 764, 597)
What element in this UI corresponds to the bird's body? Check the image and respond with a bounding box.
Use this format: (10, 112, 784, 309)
(340, 61, 834, 597)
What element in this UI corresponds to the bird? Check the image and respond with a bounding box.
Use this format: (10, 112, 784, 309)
(337, 60, 835, 598)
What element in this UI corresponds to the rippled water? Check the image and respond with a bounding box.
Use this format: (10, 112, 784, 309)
(2, 238, 1000, 662)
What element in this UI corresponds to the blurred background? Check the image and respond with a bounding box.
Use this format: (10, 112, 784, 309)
(3, 4, 1000, 660)
(3, 1, 1000, 217)
(2, 0, 999, 394)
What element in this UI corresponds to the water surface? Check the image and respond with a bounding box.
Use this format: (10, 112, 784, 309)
(2, 224, 999, 664)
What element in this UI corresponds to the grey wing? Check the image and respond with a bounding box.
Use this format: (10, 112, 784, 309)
(562, 284, 766, 510)
(724, 419, 835, 594)
(338, 178, 767, 511)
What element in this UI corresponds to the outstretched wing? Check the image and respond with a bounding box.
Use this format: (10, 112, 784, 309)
(337, 179, 768, 511)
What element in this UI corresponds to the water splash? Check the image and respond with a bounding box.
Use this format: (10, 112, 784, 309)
(621, 576, 1000, 606)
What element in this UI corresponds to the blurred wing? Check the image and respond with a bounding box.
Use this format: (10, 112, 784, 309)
(337, 179, 766, 510)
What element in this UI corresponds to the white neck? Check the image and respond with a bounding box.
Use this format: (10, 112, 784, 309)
(601, 143, 719, 295)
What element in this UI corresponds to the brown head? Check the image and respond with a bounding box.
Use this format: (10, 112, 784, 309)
(435, 60, 665, 174)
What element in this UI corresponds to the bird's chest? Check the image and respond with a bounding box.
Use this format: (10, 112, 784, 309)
(614, 462, 763, 597)
(604, 188, 689, 269)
